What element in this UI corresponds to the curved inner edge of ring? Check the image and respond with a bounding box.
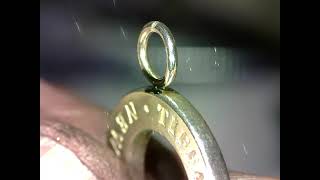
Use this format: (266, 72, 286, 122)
(144, 131, 187, 180)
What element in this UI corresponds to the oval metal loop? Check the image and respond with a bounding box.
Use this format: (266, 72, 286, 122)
(137, 21, 178, 88)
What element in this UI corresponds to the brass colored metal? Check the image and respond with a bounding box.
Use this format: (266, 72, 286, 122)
(137, 21, 177, 88)
(107, 88, 229, 180)
(107, 21, 229, 180)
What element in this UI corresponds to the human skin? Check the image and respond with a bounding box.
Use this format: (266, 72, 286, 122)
(40, 79, 279, 180)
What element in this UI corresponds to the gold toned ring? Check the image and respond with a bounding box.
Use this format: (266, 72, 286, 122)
(137, 21, 177, 88)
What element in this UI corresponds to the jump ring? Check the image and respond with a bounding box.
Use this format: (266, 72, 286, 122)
(137, 21, 178, 88)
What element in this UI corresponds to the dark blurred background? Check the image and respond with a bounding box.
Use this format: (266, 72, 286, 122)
(40, 0, 280, 177)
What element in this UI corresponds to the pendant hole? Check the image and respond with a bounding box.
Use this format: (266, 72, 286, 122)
(147, 34, 166, 79)
(145, 133, 187, 180)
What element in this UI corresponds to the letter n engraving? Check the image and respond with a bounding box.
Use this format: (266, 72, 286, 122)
(124, 101, 138, 124)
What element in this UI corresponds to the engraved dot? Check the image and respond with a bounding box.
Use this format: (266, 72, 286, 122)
(56, 137, 60, 141)
(144, 105, 150, 113)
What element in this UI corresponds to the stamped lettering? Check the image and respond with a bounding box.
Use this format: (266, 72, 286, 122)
(157, 104, 167, 127)
(179, 132, 190, 148)
(115, 113, 129, 133)
(168, 116, 178, 136)
(109, 129, 124, 156)
(194, 171, 204, 180)
(124, 101, 138, 124)
(188, 150, 196, 160)
(108, 93, 217, 180)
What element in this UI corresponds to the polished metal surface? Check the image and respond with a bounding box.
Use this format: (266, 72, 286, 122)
(107, 88, 229, 180)
(137, 21, 177, 88)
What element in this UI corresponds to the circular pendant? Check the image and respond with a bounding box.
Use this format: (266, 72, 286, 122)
(107, 21, 229, 180)
(107, 87, 229, 180)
